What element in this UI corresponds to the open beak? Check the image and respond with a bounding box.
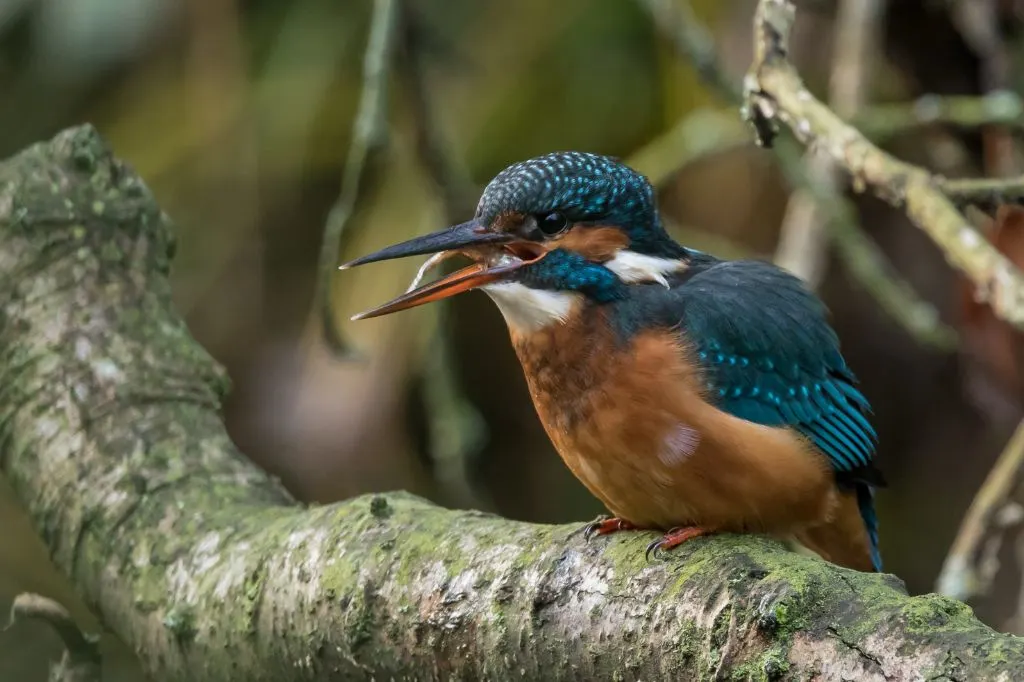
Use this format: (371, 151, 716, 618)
(339, 219, 544, 320)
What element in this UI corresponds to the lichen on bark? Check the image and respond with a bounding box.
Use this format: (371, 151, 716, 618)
(1, 126, 1024, 681)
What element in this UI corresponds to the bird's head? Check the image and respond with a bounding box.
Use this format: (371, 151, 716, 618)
(342, 151, 693, 331)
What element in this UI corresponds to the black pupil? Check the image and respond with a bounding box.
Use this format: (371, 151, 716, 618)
(538, 212, 568, 236)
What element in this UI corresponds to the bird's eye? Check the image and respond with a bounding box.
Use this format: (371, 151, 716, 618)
(537, 211, 569, 236)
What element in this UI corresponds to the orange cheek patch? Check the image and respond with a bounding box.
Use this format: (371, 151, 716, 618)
(552, 226, 630, 262)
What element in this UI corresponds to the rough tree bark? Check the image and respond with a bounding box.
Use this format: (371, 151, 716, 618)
(2, 127, 1024, 681)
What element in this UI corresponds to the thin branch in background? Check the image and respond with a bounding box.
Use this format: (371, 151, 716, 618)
(854, 91, 1024, 140)
(774, 0, 884, 289)
(396, 2, 490, 511)
(635, 0, 738, 101)
(950, 0, 1019, 176)
(638, 0, 956, 349)
(317, 0, 399, 357)
(854, 91, 1024, 208)
(626, 109, 761, 261)
(937, 418, 1024, 601)
(772, 139, 959, 349)
(625, 107, 954, 347)
(626, 106, 750, 188)
(627, 93, 1024, 196)
(940, 174, 1024, 208)
(927, 0, 1024, 619)
(952, 0, 1009, 92)
(746, 0, 1024, 333)
(5, 593, 101, 682)
(397, 6, 475, 218)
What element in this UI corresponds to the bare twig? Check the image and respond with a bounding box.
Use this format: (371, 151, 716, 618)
(317, 0, 399, 357)
(854, 91, 1024, 140)
(772, 140, 958, 349)
(940, 174, 1024, 209)
(774, 0, 884, 288)
(639, 0, 956, 349)
(629, 93, 1024, 196)
(637, 0, 1024, 178)
(746, 0, 1024, 333)
(937, 418, 1024, 601)
(396, 2, 489, 511)
(636, 0, 738, 101)
(626, 107, 750, 188)
(633, 93, 1024, 191)
(950, 0, 1018, 176)
(6, 593, 101, 682)
(952, 0, 1008, 91)
(397, 6, 475, 218)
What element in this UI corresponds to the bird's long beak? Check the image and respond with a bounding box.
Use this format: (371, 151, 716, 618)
(338, 220, 512, 269)
(339, 219, 543, 320)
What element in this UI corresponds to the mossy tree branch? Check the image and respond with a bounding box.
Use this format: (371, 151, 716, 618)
(2, 127, 1024, 681)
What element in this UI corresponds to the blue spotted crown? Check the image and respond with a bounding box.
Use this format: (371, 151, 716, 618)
(475, 152, 678, 255)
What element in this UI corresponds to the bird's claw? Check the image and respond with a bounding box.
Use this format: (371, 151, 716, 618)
(583, 516, 637, 541)
(645, 526, 709, 561)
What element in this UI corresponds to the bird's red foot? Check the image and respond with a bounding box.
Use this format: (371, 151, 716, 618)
(584, 516, 639, 540)
(646, 526, 710, 561)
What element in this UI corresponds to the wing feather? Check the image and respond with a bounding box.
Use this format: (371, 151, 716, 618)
(675, 260, 879, 478)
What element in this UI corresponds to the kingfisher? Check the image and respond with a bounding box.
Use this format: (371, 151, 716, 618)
(340, 151, 884, 572)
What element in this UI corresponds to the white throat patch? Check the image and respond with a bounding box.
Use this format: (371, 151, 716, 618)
(482, 282, 578, 333)
(605, 250, 685, 287)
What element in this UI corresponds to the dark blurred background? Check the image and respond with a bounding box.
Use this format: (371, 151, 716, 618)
(3, 0, 1024, 679)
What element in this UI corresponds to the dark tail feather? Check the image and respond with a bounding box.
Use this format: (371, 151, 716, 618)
(855, 482, 883, 572)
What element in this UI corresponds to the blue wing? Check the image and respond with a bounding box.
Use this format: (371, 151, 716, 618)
(675, 259, 879, 478)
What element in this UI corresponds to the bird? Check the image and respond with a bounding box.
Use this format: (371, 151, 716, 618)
(340, 151, 885, 572)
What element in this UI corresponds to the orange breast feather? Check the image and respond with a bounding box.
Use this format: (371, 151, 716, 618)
(510, 308, 837, 533)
